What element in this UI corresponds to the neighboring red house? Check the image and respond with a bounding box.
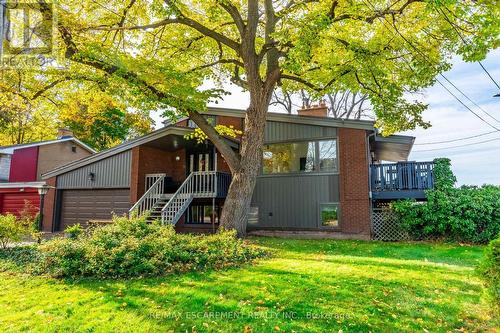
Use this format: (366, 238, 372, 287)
(0, 130, 95, 217)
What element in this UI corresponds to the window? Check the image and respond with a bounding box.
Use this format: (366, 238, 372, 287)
(186, 204, 221, 224)
(188, 115, 216, 128)
(262, 139, 337, 174)
(320, 204, 339, 228)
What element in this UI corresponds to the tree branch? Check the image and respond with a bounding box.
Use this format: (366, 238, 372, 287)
(216, 1, 245, 36)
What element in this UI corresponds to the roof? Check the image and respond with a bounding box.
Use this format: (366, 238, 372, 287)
(372, 134, 415, 162)
(42, 126, 193, 179)
(0, 137, 96, 155)
(42, 107, 409, 179)
(205, 107, 376, 130)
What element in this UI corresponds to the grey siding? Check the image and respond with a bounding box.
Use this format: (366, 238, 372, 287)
(0, 154, 11, 181)
(265, 121, 337, 143)
(58, 150, 131, 189)
(250, 174, 340, 229)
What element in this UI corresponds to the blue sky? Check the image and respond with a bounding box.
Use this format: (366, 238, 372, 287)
(402, 49, 500, 185)
(154, 50, 500, 186)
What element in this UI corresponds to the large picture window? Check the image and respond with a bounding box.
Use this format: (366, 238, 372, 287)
(263, 139, 337, 174)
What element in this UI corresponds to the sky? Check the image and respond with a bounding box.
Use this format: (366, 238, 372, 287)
(153, 50, 500, 186)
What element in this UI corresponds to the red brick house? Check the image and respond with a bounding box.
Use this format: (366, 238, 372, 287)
(0, 130, 95, 216)
(41, 107, 432, 238)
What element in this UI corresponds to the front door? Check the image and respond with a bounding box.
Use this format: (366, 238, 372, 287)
(188, 150, 215, 173)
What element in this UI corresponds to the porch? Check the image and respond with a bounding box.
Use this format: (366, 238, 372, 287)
(370, 161, 435, 200)
(129, 132, 233, 225)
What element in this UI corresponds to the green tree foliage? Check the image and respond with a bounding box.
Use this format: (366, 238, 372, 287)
(4, 0, 498, 234)
(59, 91, 152, 150)
(393, 160, 500, 243)
(0, 214, 25, 249)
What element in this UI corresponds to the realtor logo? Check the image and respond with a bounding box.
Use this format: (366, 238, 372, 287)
(0, 1, 55, 67)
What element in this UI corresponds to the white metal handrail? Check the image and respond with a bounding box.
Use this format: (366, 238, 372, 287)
(161, 171, 218, 224)
(129, 175, 165, 216)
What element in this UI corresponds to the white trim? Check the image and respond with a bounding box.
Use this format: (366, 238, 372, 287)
(0, 181, 46, 189)
(0, 137, 96, 155)
(42, 126, 193, 179)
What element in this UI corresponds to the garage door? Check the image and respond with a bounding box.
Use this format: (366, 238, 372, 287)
(0, 191, 39, 216)
(60, 189, 130, 230)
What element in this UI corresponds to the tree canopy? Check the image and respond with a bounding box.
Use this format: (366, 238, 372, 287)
(1, 0, 497, 234)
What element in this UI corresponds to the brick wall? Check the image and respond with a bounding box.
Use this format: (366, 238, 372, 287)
(338, 128, 371, 236)
(217, 116, 244, 131)
(42, 177, 57, 232)
(130, 145, 186, 203)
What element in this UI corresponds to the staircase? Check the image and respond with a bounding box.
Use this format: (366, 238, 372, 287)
(145, 194, 173, 222)
(130, 171, 231, 225)
(129, 175, 166, 218)
(161, 171, 218, 225)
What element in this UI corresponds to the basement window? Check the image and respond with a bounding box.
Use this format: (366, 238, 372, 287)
(320, 203, 340, 228)
(186, 204, 221, 224)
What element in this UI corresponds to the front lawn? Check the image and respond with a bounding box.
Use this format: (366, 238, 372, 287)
(0, 238, 495, 332)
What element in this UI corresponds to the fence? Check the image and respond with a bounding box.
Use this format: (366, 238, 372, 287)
(371, 208, 409, 241)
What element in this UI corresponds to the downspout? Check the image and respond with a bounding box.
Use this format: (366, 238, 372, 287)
(366, 130, 376, 239)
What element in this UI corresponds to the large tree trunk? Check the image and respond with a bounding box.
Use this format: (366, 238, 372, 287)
(219, 95, 272, 236)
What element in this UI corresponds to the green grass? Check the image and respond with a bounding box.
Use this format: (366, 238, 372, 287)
(0, 238, 496, 332)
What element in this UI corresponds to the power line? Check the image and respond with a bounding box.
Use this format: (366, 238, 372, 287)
(438, 8, 500, 91)
(413, 136, 500, 152)
(439, 73, 500, 123)
(478, 61, 500, 91)
(360, 0, 500, 132)
(435, 79, 500, 131)
(414, 130, 499, 145)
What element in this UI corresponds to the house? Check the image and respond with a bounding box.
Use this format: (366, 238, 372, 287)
(40, 106, 434, 238)
(0, 130, 95, 217)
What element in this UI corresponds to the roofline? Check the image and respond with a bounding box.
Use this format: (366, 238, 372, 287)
(0, 181, 46, 189)
(0, 137, 96, 155)
(375, 134, 415, 151)
(42, 126, 192, 179)
(205, 106, 376, 130)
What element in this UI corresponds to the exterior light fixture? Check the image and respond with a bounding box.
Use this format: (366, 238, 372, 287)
(175, 156, 180, 161)
(37, 184, 53, 232)
(88, 172, 96, 182)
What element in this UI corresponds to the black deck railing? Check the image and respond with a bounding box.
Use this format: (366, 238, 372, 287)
(370, 161, 434, 199)
(216, 172, 232, 198)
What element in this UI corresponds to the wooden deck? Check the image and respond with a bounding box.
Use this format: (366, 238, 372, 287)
(370, 161, 434, 200)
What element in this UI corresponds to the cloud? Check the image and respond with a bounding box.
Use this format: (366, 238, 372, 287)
(404, 50, 500, 185)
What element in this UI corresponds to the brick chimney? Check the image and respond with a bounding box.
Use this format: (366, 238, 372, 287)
(297, 100, 328, 117)
(57, 128, 74, 139)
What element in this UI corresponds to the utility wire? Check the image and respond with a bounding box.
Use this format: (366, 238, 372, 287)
(439, 73, 500, 123)
(439, 8, 500, 91)
(361, 0, 500, 132)
(413, 136, 500, 152)
(414, 130, 499, 145)
(479, 61, 500, 91)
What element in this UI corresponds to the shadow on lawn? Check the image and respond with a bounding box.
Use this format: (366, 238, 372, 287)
(65, 254, 485, 332)
(251, 237, 485, 267)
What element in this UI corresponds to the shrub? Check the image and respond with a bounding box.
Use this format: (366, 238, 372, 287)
(393, 159, 500, 244)
(477, 236, 499, 316)
(35, 215, 265, 278)
(65, 224, 83, 239)
(0, 214, 27, 249)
